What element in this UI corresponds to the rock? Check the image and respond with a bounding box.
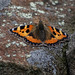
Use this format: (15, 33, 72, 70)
(0, 0, 11, 10)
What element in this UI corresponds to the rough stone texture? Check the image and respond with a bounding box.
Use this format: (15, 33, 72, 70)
(0, 0, 11, 10)
(67, 32, 75, 75)
(0, 0, 75, 75)
(0, 61, 44, 75)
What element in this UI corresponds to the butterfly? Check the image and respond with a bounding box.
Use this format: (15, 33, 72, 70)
(10, 20, 68, 45)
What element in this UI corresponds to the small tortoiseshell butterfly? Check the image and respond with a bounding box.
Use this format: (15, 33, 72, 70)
(10, 20, 68, 45)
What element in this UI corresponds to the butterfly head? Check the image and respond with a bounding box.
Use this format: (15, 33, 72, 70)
(38, 20, 44, 30)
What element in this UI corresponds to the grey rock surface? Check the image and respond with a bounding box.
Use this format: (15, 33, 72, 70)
(0, 0, 11, 10)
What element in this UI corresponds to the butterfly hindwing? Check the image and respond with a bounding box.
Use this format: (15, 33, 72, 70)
(25, 33, 42, 44)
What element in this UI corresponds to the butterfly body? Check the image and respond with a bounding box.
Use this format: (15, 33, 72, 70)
(10, 20, 68, 45)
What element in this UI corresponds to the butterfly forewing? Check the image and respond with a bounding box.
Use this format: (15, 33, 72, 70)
(10, 25, 34, 37)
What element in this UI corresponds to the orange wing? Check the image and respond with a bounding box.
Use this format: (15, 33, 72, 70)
(10, 25, 42, 44)
(10, 25, 33, 37)
(45, 26, 68, 44)
(45, 38, 58, 44)
(25, 36, 41, 44)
